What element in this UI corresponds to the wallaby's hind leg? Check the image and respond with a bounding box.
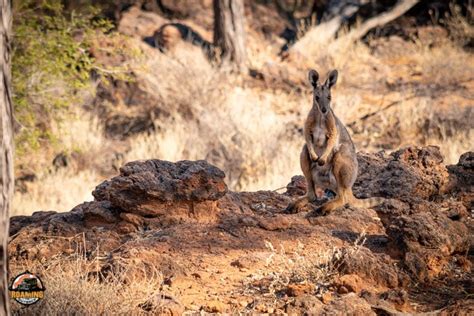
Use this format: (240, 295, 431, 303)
(286, 145, 317, 213)
(301, 145, 317, 202)
(320, 151, 357, 215)
(320, 187, 349, 215)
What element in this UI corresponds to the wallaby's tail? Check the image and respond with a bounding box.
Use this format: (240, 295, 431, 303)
(351, 197, 387, 209)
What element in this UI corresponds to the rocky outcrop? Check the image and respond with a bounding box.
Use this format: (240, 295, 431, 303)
(448, 151, 474, 189)
(92, 159, 227, 219)
(355, 146, 450, 200)
(8, 146, 473, 314)
(447, 151, 474, 210)
(376, 198, 470, 281)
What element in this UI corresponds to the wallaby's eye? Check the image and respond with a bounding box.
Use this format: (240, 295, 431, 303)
(328, 95, 331, 100)
(315, 95, 320, 101)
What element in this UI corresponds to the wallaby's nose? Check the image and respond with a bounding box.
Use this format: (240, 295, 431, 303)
(321, 107, 328, 113)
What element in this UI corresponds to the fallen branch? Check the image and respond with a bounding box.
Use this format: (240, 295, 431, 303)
(342, 0, 420, 41)
(291, 0, 365, 49)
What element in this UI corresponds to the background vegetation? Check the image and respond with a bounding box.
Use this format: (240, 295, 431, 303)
(12, 0, 133, 165)
(10, 0, 473, 215)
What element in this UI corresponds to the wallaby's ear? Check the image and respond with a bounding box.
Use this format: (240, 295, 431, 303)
(325, 69, 338, 88)
(308, 69, 319, 88)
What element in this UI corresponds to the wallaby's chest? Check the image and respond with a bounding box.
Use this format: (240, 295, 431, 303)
(311, 125, 327, 148)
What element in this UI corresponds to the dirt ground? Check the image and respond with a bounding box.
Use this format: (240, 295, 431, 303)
(8, 146, 473, 314)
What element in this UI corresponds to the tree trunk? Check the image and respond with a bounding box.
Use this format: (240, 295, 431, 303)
(0, 0, 13, 315)
(213, 0, 247, 72)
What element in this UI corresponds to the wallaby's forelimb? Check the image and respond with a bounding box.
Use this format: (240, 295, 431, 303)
(304, 111, 319, 161)
(318, 113, 338, 165)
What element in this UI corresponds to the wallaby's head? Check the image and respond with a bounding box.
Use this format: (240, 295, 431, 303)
(308, 69, 338, 114)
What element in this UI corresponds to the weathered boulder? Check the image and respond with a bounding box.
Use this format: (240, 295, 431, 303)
(339, 247, 408, 289)
(259, 146, 472, 286)
(285, 175, 306, 197)
(9, 208, 96, 262)
(9, 210, 56, 236)
(286, 293, 376, 315)
(93, 159, 227, 219)
(82, 201, 121, 228)
(448, 151, 474, 188)
(355, 146, 449, 200)
(376, 199, 470, 281)
(447, 151, 474, 210)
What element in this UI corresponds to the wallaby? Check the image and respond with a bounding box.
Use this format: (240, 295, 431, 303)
(287, 69, 384, 215)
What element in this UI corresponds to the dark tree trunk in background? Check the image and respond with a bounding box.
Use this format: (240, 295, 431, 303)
(0, 0, 13, 315)
(213, 0, 247, 72)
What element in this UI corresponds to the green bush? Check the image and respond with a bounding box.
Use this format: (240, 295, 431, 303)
(12, 0, 131, 158)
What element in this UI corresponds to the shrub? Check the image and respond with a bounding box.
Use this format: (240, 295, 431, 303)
(12, 0, 132, 160)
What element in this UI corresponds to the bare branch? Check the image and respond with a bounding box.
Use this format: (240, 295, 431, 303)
(343, 0, 420, 41)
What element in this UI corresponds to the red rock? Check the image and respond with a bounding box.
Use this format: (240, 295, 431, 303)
(82, 201, 120, 228)
(285, 283, 315, 297)
(258, 215, 291, 231)
(338, 274, 365, 294)
(92, 160, 227, 222)
(286, 295, 324, 314)
(203, 300, 227, 313)
(321, 292, 333, 304)
(119, 212, 144, 226)
(285, 175, 306, 197)
(355, 146, 449, 200)
(6, 148, 473, 314)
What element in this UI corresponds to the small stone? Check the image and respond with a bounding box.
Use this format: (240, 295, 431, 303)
(258, 215, 291, 231)
(339, 274, 364, 294)
(116, 221, 137, 234)
(338, 286, 349, 294)
(286, 283, 315, 297)
(255, 303, 268, 312)
(230, 255, 258, 269)
(203, 300, 227, 313)
(83, 201, 119, 227)
(321, 292, 333, 304)
(239, 300, 249, 307)
(120, 212, 144, 226)
(240, 216, 258, 227)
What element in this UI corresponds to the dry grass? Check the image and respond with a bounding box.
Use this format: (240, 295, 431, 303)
(241, 234, 366, 311)
(122, 42, 303, 191)
(10, 254, 165, 315)
(12, 12, 473, 216)
(412, 40, 473, 86)
(13, 169, 99, 216)
(12, 110, 107, 216)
